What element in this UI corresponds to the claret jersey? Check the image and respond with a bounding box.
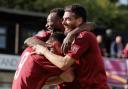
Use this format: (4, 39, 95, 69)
(12, 30, 63, 89)
(59, 31, 109, 89)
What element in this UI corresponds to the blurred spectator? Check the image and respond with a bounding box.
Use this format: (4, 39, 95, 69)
(104, 29, 113, 57)
(110, 35, 124, 58)
(96, 35, 107, 56)
(122, 43, 128, 58)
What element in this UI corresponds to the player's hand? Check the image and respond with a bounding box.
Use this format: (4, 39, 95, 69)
(61, 33, 75, 54)
(32, 45, 48, 55)
(60, 67, 74, 82)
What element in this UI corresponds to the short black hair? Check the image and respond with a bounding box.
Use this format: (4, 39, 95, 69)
(65, 4, 87, 22)
(50, 8, 64, 19)
(49, 32, 65, 44)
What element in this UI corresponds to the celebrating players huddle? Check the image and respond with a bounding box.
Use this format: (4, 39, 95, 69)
(12, 4, 110, 89)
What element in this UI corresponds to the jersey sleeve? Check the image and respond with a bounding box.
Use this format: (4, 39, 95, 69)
(67, 32, 90, 60)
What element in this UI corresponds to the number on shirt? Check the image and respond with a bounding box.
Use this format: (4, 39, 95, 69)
(14, 52, 30, 80)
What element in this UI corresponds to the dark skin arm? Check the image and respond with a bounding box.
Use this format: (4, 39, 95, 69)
(24, 29, 49, 47)
(61, 22, 96, 54)
(24, 37, 47, 47)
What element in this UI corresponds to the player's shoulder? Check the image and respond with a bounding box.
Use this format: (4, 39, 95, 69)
(77, 31, 95, 38)
(23, 47, 33, 53)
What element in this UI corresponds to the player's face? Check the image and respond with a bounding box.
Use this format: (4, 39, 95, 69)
(46, 39, 62, 55)
(62, 12, 78, 33)
(46, 13, 62, 33)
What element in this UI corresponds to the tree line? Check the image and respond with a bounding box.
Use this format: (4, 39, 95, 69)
(0, 0, 127, 31)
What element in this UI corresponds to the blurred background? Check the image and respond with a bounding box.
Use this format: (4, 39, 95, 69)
(0, 0, 128, 89)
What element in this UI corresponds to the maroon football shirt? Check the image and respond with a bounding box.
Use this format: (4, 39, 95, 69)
(12, 47, 63, 89)
(58, 31, 109, 89)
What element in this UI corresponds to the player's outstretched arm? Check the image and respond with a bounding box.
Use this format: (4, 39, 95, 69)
(33, 44, 76, 70)
(70, 22, 96, 35)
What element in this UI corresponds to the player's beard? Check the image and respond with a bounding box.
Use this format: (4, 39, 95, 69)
(64, 24, 76, 35)
(64, 28, 71, 35)
(64, 22, 76, 29)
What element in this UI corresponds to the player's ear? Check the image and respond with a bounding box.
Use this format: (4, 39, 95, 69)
(77, 17, 83, 26)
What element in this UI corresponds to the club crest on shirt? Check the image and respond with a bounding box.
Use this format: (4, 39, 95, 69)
(71, 44, 80, 54)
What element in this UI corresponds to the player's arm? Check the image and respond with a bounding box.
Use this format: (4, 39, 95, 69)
(45, 67, 74, 85)
(33, 45, 76, 71)
(24, 30, 51, 47)
(32, 33, 89, 71)
(24, 37, 46, 47)
(70, 22, 95, 35)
